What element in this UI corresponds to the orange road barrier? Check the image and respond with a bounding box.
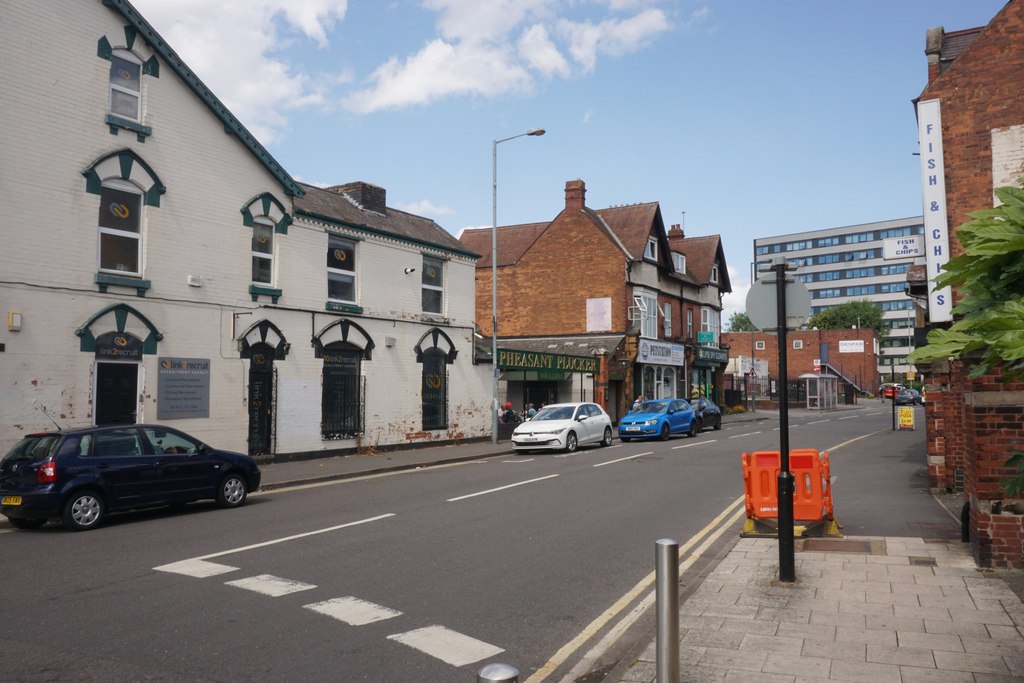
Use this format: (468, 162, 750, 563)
(741, 449, 840, 538)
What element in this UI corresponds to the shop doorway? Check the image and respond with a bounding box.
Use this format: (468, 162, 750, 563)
(525, 381, 559, 411)
(95, 362, 139, 425)
(247, 348, 275, 456)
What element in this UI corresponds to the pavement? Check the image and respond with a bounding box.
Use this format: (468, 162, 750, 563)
(258, 405, 1024, 682)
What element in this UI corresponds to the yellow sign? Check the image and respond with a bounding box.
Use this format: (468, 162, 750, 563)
(898, 406, 915, 431)
(905, 371, 916, 381)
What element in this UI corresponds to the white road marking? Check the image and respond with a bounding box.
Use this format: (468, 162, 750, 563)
(446, 474, 559, 502)
(304, 597, 402, 625)
(502, 458, 534, 463)
(866, 411, 884, 415)
(592, 452, 653, 467)
(225, 574, 316, 597)
(387, 625, 503, 667)
(728, 431, 762, 439)
(154, 559, 239, 578)
(671, 439, 716, 450)
(192, 514, 396, 560)
(807, 419, 831, 425)
(839, 415, 859, 420)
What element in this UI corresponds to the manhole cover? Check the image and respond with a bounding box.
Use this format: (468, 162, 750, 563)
(909, 556, 937, 567)
(800, 539, 873, 553)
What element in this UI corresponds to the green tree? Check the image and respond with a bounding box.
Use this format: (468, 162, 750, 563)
(907, 181, 1024, 495)
(806, 300, 886, 339)
(727, 311, 757, 332)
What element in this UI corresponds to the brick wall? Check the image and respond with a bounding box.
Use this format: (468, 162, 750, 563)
(722, 329, 879, 389)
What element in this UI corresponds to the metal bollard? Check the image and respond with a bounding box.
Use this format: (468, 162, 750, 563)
(477, 662, 519, 683)
(656, 538, 679, 683)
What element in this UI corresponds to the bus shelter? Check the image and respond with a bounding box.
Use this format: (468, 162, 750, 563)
(800, 372, 838, 411)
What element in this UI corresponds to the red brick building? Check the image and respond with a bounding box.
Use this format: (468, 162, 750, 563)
(916, 0, 1024, 567)
(459, 179, 732, 421)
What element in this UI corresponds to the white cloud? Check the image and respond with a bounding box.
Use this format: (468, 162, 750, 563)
(396, 199, 456, 217)
(583, 110, 593, 124)
(558, 9, 670, 74)
(518, 24, 572, 78)
(131, 0, 348, 143)
(721, 264, 750, 330)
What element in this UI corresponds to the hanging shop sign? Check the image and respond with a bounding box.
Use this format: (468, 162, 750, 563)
(917, 99, 952, 323)
(695, 346, 729, 366)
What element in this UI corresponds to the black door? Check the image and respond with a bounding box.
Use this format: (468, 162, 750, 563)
(96, 362, 138, 425)
(248, 351, 274, 456)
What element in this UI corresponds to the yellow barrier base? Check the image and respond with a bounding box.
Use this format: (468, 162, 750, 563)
(740, 517, 843, 539)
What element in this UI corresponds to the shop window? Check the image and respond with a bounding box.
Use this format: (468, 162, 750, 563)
(327, 235, 356, 304)
(422, 256, 444, 314)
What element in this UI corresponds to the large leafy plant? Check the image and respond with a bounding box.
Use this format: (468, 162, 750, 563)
(908, 181, 1024, 497)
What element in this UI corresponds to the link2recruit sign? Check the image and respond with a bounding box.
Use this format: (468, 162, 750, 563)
(157, 357, 211, 419)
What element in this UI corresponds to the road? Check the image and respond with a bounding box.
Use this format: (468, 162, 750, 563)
(0, 405, 955, 682)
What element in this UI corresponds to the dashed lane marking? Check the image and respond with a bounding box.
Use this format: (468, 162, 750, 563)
(592, 452, 653, 467)
(839, 415, 859, 420)
(446, 474, 559, 502)
(225, 574, 317, 597)
(728, 431, 762, 439)
(387, 625, 503, 667)
(304, 597, 403, 625)
(154, 559, 239, 578)
(502, 458, 534, 463)
(807, 419, 831, 425)
(671, 439, 716, 450)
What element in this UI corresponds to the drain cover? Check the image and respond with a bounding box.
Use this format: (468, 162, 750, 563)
(908, 556, 938, 567)
(801, 539, 873, 553)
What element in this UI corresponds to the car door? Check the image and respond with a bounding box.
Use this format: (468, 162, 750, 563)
(140, 427, 216, 501)
(667, 400, 686, 434)
(89, 428, 160, 508)
(585, 404, 605, 443)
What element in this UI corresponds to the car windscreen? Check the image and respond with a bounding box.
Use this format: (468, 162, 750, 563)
(637, 401, 668, 413)
(2, 435, 61, 465)
(533, 406, 575, 421)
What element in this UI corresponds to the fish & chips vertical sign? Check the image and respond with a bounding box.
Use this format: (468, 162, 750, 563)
(917, 99, 952, 322)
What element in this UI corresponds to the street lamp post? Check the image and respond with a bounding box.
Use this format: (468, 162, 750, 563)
(492, 128, 545, 444)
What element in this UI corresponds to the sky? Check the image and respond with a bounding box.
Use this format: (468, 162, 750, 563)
(131, 0, 1009, 326)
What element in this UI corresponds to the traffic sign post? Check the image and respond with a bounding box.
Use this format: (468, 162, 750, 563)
(747, 256, 811, 584)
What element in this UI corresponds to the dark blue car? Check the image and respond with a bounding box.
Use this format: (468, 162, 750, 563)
(0, 424, 261, 531)
(618, 399, 698, 441)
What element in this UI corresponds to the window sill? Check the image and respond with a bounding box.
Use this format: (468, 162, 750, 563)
(326, 302, 363, 314)
(96, 272, 151, 297)
(249, 285, 282, 304)
(105, 114, 152, 142)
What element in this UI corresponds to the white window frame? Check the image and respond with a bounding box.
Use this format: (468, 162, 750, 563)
(672, 252, 686, 273)
(644, 237, 657, 261)
(700, 307, 720, 345)
(97, 179, 143, 276)
(109, 49, 142, 122)
(686, 309, 693, 338)
(710, 263, 719, 283)
(636, 291, 658, 339)
(793, 339, 804, 350)
(662, 303, 672, 336)
(327, 235, 357, 304)
(251, 217, 274, 286)
(755, 340, 766, 351)
(421, 255, 444, 314)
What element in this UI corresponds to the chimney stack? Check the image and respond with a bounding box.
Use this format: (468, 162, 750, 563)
(565, 179, 586, 211)
(925, 26, 943, 83)
(326, 181, 387, 215)
(667, 223, 685, 243)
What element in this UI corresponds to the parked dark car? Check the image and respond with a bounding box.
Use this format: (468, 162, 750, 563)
(907, 388, 924, 405)
(0, 425, 261, 531)
(693, 397, 723, 431)
(618, 399, 697, 441)
(894, 389, 917, 406)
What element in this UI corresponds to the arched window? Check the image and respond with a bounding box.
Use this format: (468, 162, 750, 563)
(415, 328, 458, 431)
(314, 320, 374, 439)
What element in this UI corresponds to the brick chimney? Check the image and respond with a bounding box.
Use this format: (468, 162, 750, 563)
(326, 181, 386, 214)
(667, 223, 685, 244)
(565, 179, 586, 211)
(925, 26, 943, 83)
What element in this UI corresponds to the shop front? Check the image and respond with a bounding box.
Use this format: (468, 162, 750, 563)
(634, 339, 685, 400)
(691, 346, 729, 402)
(497, 346, 602, 416)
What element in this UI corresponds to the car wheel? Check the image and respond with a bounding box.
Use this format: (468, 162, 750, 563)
(564, 431, 578, 453)
(601, 427, 613, 447)
(217, 473, 249, 508)
(659, 423, 671, 441)
(687, 420, 698, 438)
(8, 517, 47, 530)
(713, 417, 722, 431)
(62, 490, 105, 531)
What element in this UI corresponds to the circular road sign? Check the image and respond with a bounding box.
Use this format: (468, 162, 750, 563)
(745, 277, 812, 331)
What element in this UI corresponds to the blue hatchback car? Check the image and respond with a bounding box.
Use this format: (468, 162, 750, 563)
(618, 399, 698, 441)
(0, 424, 261, 531)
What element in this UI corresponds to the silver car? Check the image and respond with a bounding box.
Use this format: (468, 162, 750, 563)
(511, 402, 613, 453)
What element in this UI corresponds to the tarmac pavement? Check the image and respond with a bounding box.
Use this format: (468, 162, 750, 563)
(255, 406, 1024, 682)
